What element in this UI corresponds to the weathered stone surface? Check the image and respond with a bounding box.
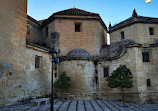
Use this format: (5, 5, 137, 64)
(108, 17, 158, 103)
(0, 0, 52, 106)
(67, 48, 91, 58)
(44, 15, 107, 55)
(1, 0, 158, 105)
(99, 39, 135, 59)
(58, 60, 95, 99)
(110, 23, 158, 45)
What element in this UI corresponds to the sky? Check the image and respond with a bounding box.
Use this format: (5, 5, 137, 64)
(28, 0, 158, 26)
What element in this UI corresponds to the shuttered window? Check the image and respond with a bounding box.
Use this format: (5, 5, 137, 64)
(104, 68, 109, 78)
(147, 79, 151, 87)
(142, 52, 150, 62)
(35, 56, 41, 68)
(75, 23, 81, 32)
(121, 31, 125, 40)
(149, 28, 154, 35)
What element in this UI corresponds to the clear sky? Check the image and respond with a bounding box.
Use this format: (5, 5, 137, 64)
(28, 0, 158, 26)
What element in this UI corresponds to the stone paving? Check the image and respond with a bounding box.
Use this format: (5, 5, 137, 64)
(0, 99, 158, 111)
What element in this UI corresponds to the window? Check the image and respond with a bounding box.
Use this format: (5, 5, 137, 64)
(147, 79, 151, 87)
(149, 28, 154, 35)
(142, 52, 150, 62)
(45, 26, 48, 37)
(75, 23, 81, 32)
(55, 73, 57, 78)
(121, 31, 125, 40)
(104, 68, 109, 77)
(35, 56, 41, 68)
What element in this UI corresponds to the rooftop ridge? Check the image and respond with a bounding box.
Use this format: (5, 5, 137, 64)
(109, 9, 158, 33)
(27, 15, 40, 25)
(53, 7, 99, 16)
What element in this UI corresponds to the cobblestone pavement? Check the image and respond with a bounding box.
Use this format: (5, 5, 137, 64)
(0, 99, 158, 111)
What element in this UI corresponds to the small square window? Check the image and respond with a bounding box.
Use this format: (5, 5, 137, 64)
(142, 52, 150, 62)
(35, 56, 41, 68)
(147, 79, 151, 87)
(104, 67, 109, 78)
(45, 26, 48, 37)
(55, 73, 57, 78)
(121, 31, 125, 40)
(149, 28, 154, 35)
(75, 23, 81, 32)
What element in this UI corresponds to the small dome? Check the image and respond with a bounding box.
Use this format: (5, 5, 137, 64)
(67, 48, 90, 58)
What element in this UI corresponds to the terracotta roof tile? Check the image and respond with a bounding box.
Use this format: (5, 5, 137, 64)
(53, 8, 99, 16)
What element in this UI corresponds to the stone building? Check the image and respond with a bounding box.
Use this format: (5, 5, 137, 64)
(39, 8, 107, 100)
(51, 8, 158, 103)
(0, 0, 158, 105)
(103, 9, 158, 103)
(0, 0, 52, 105)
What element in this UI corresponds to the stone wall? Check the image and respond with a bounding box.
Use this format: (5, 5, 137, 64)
(0, 46, 52, 105)
(109, 16, 158, 103)
(110, 23, 158, 44)
(57, 44, 158, 103)
(97, 46, 158, 103)
(58, 60, 96, 99)
(44, 18, 107, 55)
(43, 21, 55, 48)
(97, 47, 139, 102)
(27, 20, 43, 45)
(0, 0, 52, 105)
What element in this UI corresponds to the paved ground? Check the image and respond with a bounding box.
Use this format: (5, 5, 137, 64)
(0, 99, 158, 111)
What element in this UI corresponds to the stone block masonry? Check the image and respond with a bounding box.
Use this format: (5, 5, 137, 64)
(0, 0, 52, 105)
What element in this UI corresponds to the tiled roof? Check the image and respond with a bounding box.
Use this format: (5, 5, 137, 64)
(41, 8, 107, 30)
(67, 48, 91, 58)
(99, 39, 136, 59)
(109, 9, 158, 33)
(53, 8, 99, 16)
(27, 8, 107, 30)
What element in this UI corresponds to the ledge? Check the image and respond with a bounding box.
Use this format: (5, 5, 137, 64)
(26, 42, 50, 53)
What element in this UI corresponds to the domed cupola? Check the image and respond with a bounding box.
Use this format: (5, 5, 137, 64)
(67, 48, 90, 58)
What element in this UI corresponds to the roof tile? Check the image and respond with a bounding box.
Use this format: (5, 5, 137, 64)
(53, 8, 99, 16)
